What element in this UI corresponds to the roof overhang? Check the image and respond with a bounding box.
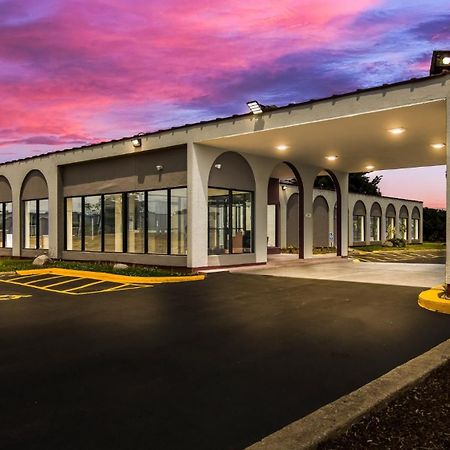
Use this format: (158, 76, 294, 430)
(200, 99, 447, 173)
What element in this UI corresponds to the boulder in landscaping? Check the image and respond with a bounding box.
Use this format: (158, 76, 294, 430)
(32, 254, 52, 266)
(113, 263, 128, 270)
(382, 241, 394, 247)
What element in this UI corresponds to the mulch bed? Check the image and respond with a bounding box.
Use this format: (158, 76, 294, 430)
(318, 361, 450, 449)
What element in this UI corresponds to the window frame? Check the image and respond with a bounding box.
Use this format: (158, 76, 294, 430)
(23, 198, 48, 250)
(64, 187, 187, 256)
(208, 186, 254, 255)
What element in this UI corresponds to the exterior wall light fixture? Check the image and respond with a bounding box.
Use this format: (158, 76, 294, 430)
(156, 165, 163, 172)
(131, 138, 142, 147)
(281, 185, 288, 191)
(430, 50, 450, 75)
(325, 155, 338, 161)
(214, 163, 222, 169)
(247, 100, 264, 114)
(431, 143, 445, 150)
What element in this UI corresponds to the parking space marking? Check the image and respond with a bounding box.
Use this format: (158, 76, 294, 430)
(0, 275, 152, 296)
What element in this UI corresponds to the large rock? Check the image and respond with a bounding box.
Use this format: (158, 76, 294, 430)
(32, 254, 52, 266)
(382, 241, 394, 247)
(113, 263, 128, 270)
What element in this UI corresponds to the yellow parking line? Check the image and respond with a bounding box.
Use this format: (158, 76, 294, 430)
(64, 280, 105, 293)
(8, 273, 47, 282)
(43, 278, 80, 289)
(22, 274, 67, 285)
(0, 279, 78, 295)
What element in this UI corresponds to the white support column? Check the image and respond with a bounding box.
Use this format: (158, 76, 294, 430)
(187, 142, 209, 269)
(46, 166, 63, 259)
(381, 209, 386, 243)
(302, 174, 315, 258)
(365, 208, 371, 246)
(279, 186, 288, 249)
(335, 171, 349, 257)
(11, 182, 21, 257)
(445, 97, 450, 295)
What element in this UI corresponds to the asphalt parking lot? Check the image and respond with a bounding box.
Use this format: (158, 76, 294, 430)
(351, 248, 445, 264)
(1, 272, 449, 450)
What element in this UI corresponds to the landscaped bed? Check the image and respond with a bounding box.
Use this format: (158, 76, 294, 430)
(351, 242, 445, 253)
(0, 258, 188, 277)
(318, 361, 450, 449)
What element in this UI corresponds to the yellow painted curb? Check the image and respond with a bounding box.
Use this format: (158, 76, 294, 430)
(16, 268, 205, 284)
(418, 287, 450, 315)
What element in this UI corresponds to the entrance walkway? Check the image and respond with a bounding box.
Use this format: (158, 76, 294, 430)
(232, 255, 444, 288)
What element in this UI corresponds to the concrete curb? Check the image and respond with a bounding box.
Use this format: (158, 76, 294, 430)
(418, 286, 450, 314)
(246, 338, 450, 450)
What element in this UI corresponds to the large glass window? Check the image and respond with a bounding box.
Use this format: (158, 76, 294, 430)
(208, 188, 253, 255)
(148, 190, 168, 254)
(370, 216, 381, 242)
(232, 191, 252, 254)
(104, 194, 123, 252)
(127, 192, 145, 254)
(208, 189, 230, 254)
(412, 218, 420, 240)
(66, 197, 82, 251)
(84, 196, 102, 251)
(5, 202, 13, 248)
(400, 217, 408, 240)
(39, 199, 49, 250)
(353, 215, 365, 242)
(170, 188, 187, 255)
(24, 200, 37, 249)
(386, 217, 395, 239)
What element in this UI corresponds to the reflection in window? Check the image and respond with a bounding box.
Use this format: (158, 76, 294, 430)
(5, 202, 13, 248)
(386, 217, 395, 239)
(353, 215, 365, 242)
(208, 188, 229, 254)
(232, 191, 252, 254)
(127, 192, 145, 253)
(170, 188, 187, 255)
(84, 196, 102, 251)
(370, 216, 381, 242)
(66, 197, 82, 251)
(148, 190, 168, 254)
(104, 194, 123, 252)
(24, 200, 37, 249)
(208, 188, 253, 255)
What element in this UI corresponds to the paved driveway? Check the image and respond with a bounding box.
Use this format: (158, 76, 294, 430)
(0, 273, 449, 450)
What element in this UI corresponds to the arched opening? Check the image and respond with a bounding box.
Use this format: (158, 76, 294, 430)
(352, 200, 366, 244)
(269, 162, 304, 258)
(208, 152, 255, 255)
(313, 196, 329, 247)
(399, 205, 409, 240)
(370, 202, 382, 242)
(411, 207, 421, 241)
(385, 204, 396, 239)
(0, 176, 13, 249)
(313, 170, 342, 255)
(21, 170, 49, 250)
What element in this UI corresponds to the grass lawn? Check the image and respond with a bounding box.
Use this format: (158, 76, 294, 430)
(351, 242, 445, 253)
(0, 258, 187, 277)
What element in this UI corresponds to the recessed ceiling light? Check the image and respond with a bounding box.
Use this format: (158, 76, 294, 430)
(276, 145, 288, 151)
(431, 143, 446, 150)
(366, 165, 375, 170)
(325, 155, 338, 161)
(387, 127, 406, 135)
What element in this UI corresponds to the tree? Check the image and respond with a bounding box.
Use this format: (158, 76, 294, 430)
(423, 207, 446, 242)
(314, 172, 382, 196)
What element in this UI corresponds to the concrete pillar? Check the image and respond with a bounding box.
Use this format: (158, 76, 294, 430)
(381, 209, 386, 243)
(445, 97, 450, 294)
(46, 167, 63, 259)
(334, 171, 349, 257)
(11, 181, 21, 257)
(302, 172, 316, 258)
(279, 186, 288, 249)
(365, 206, 371, 246)
(187, 142, 209, 269)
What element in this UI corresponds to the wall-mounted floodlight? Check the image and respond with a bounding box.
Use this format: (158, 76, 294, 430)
(430, 50, 450, 75)
(247, 100, 264, 114)
(156, 165, 163, 172)
(281, 185, 288, 191)
(131, 138, 142, 147)
(214, 163, 222, 169)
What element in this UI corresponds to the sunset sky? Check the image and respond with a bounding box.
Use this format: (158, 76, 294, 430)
(0, 0, 449, 207)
